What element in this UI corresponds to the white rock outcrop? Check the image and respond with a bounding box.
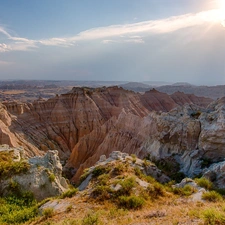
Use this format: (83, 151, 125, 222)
(0, 149, 69, 201)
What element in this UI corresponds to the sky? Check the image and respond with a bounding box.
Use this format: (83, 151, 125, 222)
(0, 0, 225, 85)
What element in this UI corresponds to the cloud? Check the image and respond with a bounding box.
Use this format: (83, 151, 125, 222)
(102, 36, 144, 44)
(0, 43, 11, 52)
(0, 9, 223, 52)
(0, 26, 11, 38)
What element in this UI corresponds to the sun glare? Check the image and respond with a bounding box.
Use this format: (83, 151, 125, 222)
(218, 0, 225, 26)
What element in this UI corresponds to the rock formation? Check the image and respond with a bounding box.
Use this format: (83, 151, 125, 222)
(79, 151, 170, 190)
(2, 86, 224, 186)
(0, 146, 68, 201)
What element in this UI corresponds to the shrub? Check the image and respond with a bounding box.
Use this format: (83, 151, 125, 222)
(147, 182, 165, 198)
(113, 163, 127, 175)
(195, 177, 214, 190)
(202, 191, 223, 202)
(0, 190, 38, 224)
(1, 206, 38, 224)
(118, 195, 145, 210)
(82, 211, 99, 225)
(172, 185, 196, 196)
(92, 185, 112, 200)
(201, 208, 225, 225)
(92, 165, 110, 178)
(117, 177, 136, 196)
(97, 174, 110, 185)
(43, 207, 54, 219)
(0, 151, 30, 179)
(60, 188, 78, 199)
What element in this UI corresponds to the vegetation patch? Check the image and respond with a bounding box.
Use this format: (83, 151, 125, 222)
(117, 195, 145, 209)
(172, 184, 197, 196)
(147, 182, 166, 199)
(195, 177, 214, 190)
(117, 177, 136, 196)
(0, 186, 38, 224)
(60, 187, 78, 199)
(202, 191, 223, 202)
(0, 151, 30, 179)
(82, 211, 99, 225)
(92, 165, 110, 178)
(43, 207, 55, 219)
(201, 208, 225, 225)
(92, 185, 112, 200)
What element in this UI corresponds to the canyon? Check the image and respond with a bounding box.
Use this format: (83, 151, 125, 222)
(1, 85, 222, 185)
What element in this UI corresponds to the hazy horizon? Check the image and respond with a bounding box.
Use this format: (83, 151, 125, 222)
(0, 0, 225, 85)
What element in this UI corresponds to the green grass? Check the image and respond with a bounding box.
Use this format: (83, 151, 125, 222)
(60, 188, 78, 199)
(202, 191, 223, 202)
(195, 177, 214, 190)
(43, 207, 55, 219)
(0, 151, 30, 179)
(201, 208, 225, 225)
(82, 211, 99, 225)
(118, 195, 145, 209)
(172, 184, 197, 196)
(92, 165, 111, 178)
(92, 185, 112, 200)
(0, 191, 38, 224)
(147, 182, 166, 199)
(117, 177, 136, 196)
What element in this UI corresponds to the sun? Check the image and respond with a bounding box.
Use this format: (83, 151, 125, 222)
(218, 0, 225, 26)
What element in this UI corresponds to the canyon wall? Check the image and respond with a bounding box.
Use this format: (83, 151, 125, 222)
(0, 86, 218, 182)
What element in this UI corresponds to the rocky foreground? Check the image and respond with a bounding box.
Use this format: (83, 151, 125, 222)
(1, 149, 225, 225)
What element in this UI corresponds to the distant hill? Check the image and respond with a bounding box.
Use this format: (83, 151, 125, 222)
(171, 82, 195, 87)
(119, 82, 152, 92)
(156, 85, 225, 100)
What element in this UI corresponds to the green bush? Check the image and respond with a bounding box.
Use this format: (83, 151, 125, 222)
(0, 189, 38, 224)
(97, 174, 110, 186)
(147, 182, 165, 198)
(195, 177, 214, 190)
(118, 195, 145, 210)
(0, 152, 30, 179)
(202, 191, 223, 202)
(1, 205, 38, 224)
(201, 208, 225, 225)
(117, 177, 136, 196)
(92, 185, 112, 200)
(92, 165, 110, 178)
(43, 207, 54, 219)
(82, 211, 99, 225)
(172, 184, 196, 196)
(113, 163, 127, 175)
(60, 188, 78, 199)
